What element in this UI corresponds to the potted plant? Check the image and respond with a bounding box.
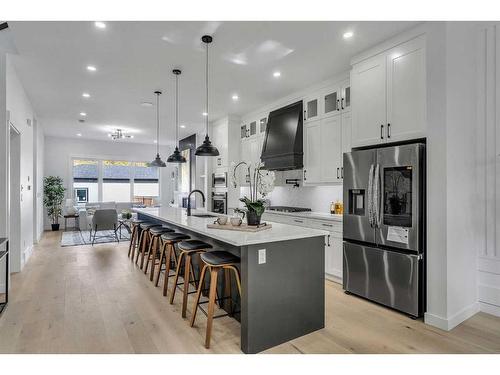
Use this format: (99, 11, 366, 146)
(231, 161, 275, 226)
(43, 176, 66, 231)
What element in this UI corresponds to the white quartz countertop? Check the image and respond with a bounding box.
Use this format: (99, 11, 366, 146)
(264, 209, 343, 222)
(134, 207, 328, 247)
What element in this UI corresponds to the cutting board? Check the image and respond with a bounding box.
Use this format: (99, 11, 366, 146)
(207, 222, 272, 232)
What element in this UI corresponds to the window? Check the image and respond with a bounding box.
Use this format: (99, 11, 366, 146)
(71, 158, 160, 207)
(73, 159, 98, 204)
(102, 160, 132, 202)
(133, 162, 159, 207)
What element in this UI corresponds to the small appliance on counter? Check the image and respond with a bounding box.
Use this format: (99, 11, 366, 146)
(330, 201, 343, 215)
(343, 142, 426, 318)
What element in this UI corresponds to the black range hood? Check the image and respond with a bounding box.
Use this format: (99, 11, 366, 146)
(261, 101, 303, 171)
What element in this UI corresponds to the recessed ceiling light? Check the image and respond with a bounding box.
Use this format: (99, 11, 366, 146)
(232, 94, 239, 101)
(76, 133, 82, 137)
(141, 101, 153, 107)
(94, 21, 106, 29)
(202, 112, 208, 116)
(130, 135, 134, 139)
(154, 140, 157, 143)
(343, 31, 354, 39)
(180, 125, 186, 129)
(273, 71, 281, 78)
(80, 112, 87, 117)
(87, 65, 97, 72)
(82, 93, 90, 98)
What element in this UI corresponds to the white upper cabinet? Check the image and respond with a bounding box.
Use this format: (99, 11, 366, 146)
(321, 114, 342, 183)
(340, 80, 351, 112)
(323, 86, 341, 117)
(304, 120, 322, 183)
(304, 95, 321, 122)
(351, 53, 387, 147)
(351, 35, 426, 148)
(386, 37, 426, 142)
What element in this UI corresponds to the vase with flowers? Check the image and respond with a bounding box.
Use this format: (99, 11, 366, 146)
(231, 161, 275, 226)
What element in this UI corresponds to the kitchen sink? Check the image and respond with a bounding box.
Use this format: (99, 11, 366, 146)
(192, 214, 218, 218)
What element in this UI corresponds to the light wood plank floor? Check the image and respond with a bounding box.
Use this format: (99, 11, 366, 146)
(0, 231, 499, 354)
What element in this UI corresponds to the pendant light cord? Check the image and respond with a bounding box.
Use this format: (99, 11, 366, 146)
(156, 92, 160, 154)
(176, 74, 179, 147)
(205, 39, 209, 137)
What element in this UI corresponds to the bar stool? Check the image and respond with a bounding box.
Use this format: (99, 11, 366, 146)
(190, 250, 242, 349)
(135, 222, 162, 267)
(127, 219, 146, 259)
(154, 232, 191, 296)
(144, 226, 175, 281)
(170, 239, 213, 318)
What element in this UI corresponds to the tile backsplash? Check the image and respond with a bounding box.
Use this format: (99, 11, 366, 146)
(240, 185, 343, 213)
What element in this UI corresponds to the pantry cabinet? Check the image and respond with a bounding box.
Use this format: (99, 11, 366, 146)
(239, 134, 264, 185)
(351, 35, 425, 147)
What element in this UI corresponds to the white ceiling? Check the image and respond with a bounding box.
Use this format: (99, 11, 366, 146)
(7, 21, 419, 145)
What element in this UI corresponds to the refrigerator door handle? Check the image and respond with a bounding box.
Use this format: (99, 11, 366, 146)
(368, 164, 375, 227)
(374, 164, 381, 227)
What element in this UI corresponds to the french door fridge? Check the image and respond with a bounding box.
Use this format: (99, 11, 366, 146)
(342, 143, 425, 317)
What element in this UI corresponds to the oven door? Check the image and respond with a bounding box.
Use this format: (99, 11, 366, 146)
(212, 193, 227, 214)
(212, 173, 227, 188)
(374, 144, 425, 253)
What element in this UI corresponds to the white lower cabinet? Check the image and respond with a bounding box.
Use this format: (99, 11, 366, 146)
(325, 235, 343, 280)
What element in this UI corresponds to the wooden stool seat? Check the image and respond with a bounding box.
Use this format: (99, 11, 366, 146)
(190, 250, 241, 349)
(135, 223, 162, 268)
(154, 233, 191, 295)
(144, 228, 176, 280)
(170, 240, 213, 318)
(128, 220, 149, 259)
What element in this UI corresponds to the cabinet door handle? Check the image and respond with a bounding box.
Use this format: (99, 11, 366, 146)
(341, 97, 344, 110)
(341, 167, 344, 178)
(304, 110, 307, 121)
(337, 99, 340, 111)
(380, 124, 384, 140)
(387, 123, 391, 139)
(327, 234, 331, 247)
(303, 169, 307, 181)
(337, 167, 340, 179)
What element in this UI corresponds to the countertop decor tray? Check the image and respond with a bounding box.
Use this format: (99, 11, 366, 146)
(207, 222, 272, 232)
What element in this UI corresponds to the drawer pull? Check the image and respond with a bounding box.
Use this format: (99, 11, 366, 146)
(294, 219, 304, 223)
(322, 223, 333, 227)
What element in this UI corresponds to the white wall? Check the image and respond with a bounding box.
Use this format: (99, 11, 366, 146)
(43, 135, 174, 228)
(476, 23, 500, 317)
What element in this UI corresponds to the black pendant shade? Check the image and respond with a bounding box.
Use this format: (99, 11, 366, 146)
(150, 153, 167, 167)
(195, 35, 219, 157)
(167, 147, 186, 163)
(167, 69, 186, 163)
(150, 90, 166, 167)
(196, 135, 219, 156)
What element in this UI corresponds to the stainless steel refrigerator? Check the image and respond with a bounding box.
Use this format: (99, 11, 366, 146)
(343, 143, 425, 317)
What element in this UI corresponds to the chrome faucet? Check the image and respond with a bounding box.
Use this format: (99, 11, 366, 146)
(186, 189, 205, 216)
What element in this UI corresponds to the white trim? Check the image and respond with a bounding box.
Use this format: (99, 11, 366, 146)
(480, 301, 500, 317)
(21, 244, 33, 270)
(425, 302, 480, 331)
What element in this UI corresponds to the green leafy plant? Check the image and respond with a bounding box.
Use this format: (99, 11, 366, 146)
(43, 176, 66, 225)
(239, 196, 266, 216)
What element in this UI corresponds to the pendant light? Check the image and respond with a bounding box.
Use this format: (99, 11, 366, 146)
(167, 69, 187, 163)
(195, 35, 219, 157)
(150, 90, 167, 167)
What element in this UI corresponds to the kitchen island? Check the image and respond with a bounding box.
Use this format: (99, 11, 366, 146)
(134, 206, 327, 353)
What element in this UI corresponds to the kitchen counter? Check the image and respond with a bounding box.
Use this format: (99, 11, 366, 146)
(134, 206, 326, 354)
(134, 207, 328, 246)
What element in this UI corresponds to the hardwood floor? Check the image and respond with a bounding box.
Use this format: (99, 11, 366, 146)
(0, 231, 499, 354)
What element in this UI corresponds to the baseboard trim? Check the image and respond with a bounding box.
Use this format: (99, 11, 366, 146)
(479, 301, 500, 317)
(425, 302, 480, 331)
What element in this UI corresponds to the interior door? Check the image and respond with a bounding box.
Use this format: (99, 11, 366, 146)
(321, 115, 342, 183)
(343, 148, 376, 244)
(386, 36, 426, 142)
(351, 54, 387, 147)
(304, 120, 322, 183)
(375, 144, 424, 253)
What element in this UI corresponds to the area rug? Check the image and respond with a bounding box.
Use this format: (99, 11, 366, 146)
(61, 230, 130, 247)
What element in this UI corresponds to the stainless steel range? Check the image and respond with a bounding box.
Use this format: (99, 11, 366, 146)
(343, 142, 426, 318)
(268, 206, 312, 213)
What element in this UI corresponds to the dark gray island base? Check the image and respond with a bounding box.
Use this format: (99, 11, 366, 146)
(137, 209, 325, 353)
